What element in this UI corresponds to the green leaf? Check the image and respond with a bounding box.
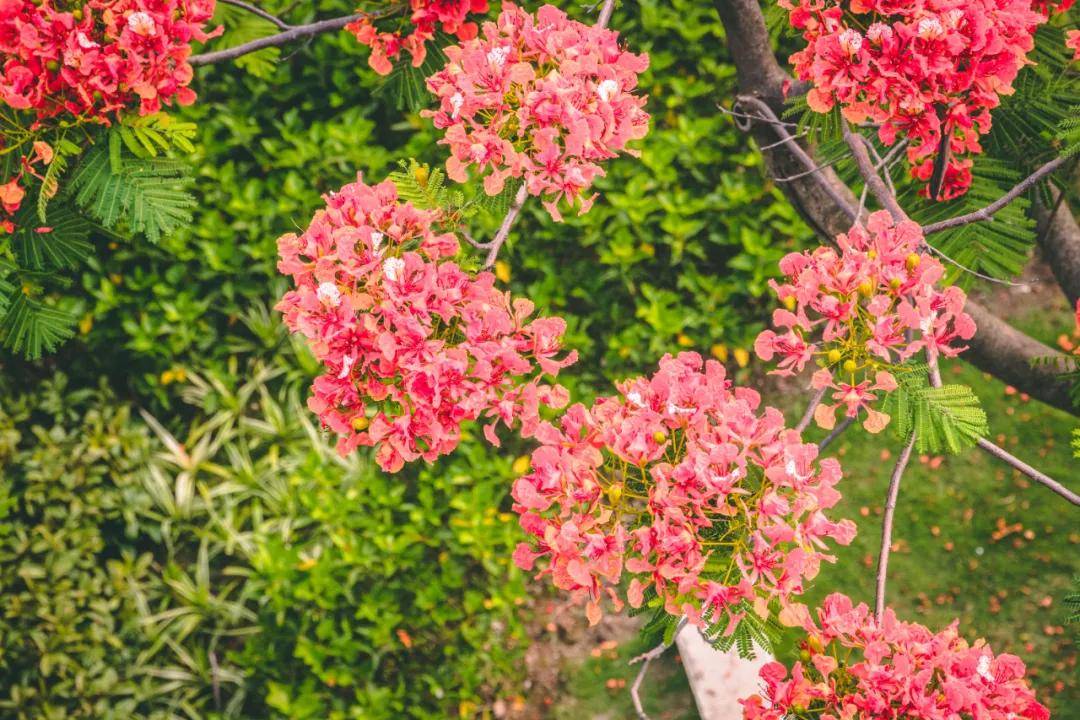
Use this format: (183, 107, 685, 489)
(11, 201, 93, 271)
(0, 292, 76, 359)
(375, 38, 448, 112)
(69, 140, 195, 244)
(913, 384, 988, 454)
(36, 137, 80, 223)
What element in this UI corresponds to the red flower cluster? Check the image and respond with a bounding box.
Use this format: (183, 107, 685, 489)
(276, 175, 576, 473)
(742, 593, 1050, 720)
(778, 0, 1057, 199)
(346, 0, 489, 76)
(511, 352, 857, 628)
(1068, 29, 1080, 60)
(0, 0, 218, 123)
(755, 211, 975, 432)
(423, 2, 650, 220)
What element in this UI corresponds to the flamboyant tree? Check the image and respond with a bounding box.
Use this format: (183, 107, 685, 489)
(2, 0, 1078, 717)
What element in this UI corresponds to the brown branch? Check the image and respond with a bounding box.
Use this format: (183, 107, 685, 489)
(628, 617, 687, 720)
(712, 0, 1078, 416)
(922, 156, 1067, 235)
(796, 386, 827, 433)
(1035, 188, 1080, 306)
(876, 434, 915, 619)
(841, 119, 907, 222)
(926, 356, 1079, 506)
(818, 416, 854, 451)
(219, 0, 290, 30)
(189, 13, 362, 66)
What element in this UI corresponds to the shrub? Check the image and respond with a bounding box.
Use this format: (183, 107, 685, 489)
(0, 358, 529, 718)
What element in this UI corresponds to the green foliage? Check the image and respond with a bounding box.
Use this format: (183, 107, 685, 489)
(0, 292, 76, 359)
(0, 358, 530, 719)
(70, 139, 195, 244)
(883, 365, 989, 454)
(389, 158, 515, 223)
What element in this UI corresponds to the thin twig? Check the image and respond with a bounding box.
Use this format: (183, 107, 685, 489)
(219, 0, 290, 29)
(922, 156, 1066, 235)
(925, 357, 1078, 506)
(842, 118, 907, 222)
(922, 243, 1034, 288)
(818, 416, 855, 451)
(629, 617, 688, 720)
(190, 13, 365, 66)
(796, 386, 827, 433)
(774, 157, 841, 183)
(975, 437, 1080, 506)
(596, 0, 617, 28)
(717, 104, 801, 131)
(734, 96, 858, 222)
(875, 433, 915, 619)
(484, 183, 528, 267)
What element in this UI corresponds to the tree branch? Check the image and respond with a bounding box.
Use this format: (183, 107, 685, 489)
(628, 617, 687, 720)
(922, 156, 1067, 235)
(841, 119, 907, 222)
(1035, 188, 1080, 306)
(796, 386, 827, 433)
(711, 0, 1079, 417)
(818, 416, 854, 451)
(189, 13, 362, 66)
(876, 433, 915, 619)
(484, 183, 528, 267)
(219, 0, 290, 30)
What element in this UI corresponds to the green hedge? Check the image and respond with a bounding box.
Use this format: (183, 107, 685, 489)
(0, 361, 529, 718)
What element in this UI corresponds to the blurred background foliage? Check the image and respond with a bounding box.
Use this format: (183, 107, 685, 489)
(0, 0, 1076, 718)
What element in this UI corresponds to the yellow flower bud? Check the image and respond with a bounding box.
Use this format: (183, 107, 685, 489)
(827, 349, 842, 364)
(857, 279, 874, 297)
(906, 252, 921, 271)
(890, 277, 903, 290)
(495, 260, 511, 284)
(782, 295, 797, 311)
(511, 455, 531, 475)
(652, 430, 668, 444)
(843, 359, 858, 374)
(414, 164, 429, 186)
(351, 416, 369, 431)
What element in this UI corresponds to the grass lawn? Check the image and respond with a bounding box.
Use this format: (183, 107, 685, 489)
(551, 296, 1079, 718)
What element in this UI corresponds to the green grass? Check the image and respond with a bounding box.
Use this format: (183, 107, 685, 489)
(553, 303, 1079, 718)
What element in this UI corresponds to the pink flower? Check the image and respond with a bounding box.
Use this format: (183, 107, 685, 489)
(422, 3, 650, 220)
(755, 212, 975, 432)
(741, 593, 1051, 720)
(779, 0, 1058, 199)
(276, 175, 576, 472)
(346, 0, 489, 75)
(512, 352, 856, 630)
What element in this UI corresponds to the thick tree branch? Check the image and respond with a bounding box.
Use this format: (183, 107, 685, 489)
(842, 119, 907, 222)
(876, 434, 915, 619)
(190, 13, 362, 66)
(1035, 188, 1080, 306)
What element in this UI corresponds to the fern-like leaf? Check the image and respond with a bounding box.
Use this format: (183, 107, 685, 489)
(0, 292, 76, 359)
(11, 201, 93, 270)
(913, 384, 988, 455)
(376, 38, 448, 112)
(70, 140, 195, 243)
(36, 137, 81, 223)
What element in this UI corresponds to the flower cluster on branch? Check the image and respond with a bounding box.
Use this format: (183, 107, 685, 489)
(276, 176, 576, 472)
(423, 2, 650, 220)
(779, 0, 1069, 199)
(755, 211, 975, 432)
(742, 593, 1051, 720)
(511, 351, 857, 628)
(0, 0, 218, 121)
(346, 0, 489, 75)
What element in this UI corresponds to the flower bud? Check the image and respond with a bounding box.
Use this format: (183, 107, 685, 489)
(905, 253, 921, 271)
(842, 359, 858, 374)
(351, 416, 369, 431)
(889, 277, 902, 290)
(827, 348, 842, 364)
(857, 279, 874, 297)
(652, 430, 668, 444)
(782, 295, 797, 311)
